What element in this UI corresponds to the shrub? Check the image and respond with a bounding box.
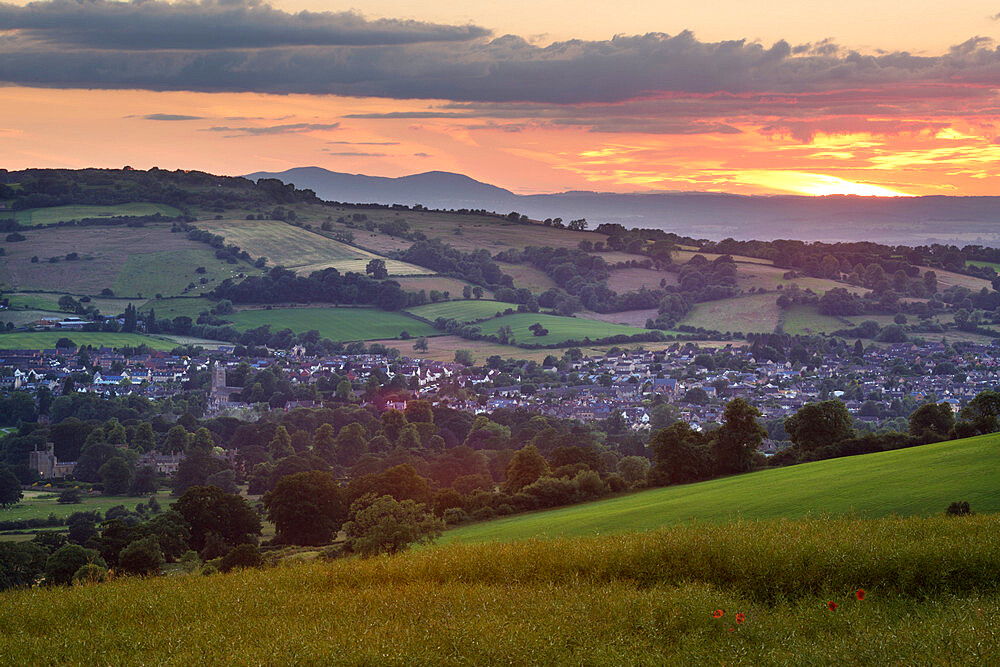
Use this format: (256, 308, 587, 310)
(178, 550, 201, 573)
(344, 495, 444, 557)
(572, 470, 607, 500)
(45, 545, 106, 586)
(118, 535, 165, 576)
(71, 563, 108, 585)
(219, 544, 263, 573)
(471, 507, 497, 521)
(946, 501, 972, 516)
(57, 488, 82, 504)
(442, 507, 469, 525)
(605, 473, 628, 493)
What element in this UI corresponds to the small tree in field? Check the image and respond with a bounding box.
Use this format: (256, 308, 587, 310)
(344, 495, 443, 556)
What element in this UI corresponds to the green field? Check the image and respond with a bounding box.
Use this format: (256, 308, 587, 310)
(111, 248, 253, 298)
(0, 225, 260, 298)
(476, 312, 654, 345)
(779, 305, 850, 335)
(407, 300, 514, 322)
(0, 490, 171, 523)
(0, 332, 177, 350)
(390, 276, 492, 299)
(3, 293, 62, 311)
(1, 514, 997, 664)
(139, 297, 215, 320)
(9, 203, 180, 226)
(0, 309, 65, 327)
(447, 433, 1000, 544)
(967, 260, 1000, 272)
(680, 293, 781, 334)
(224, 307, 438, 342)
(197, 219, 431, 276)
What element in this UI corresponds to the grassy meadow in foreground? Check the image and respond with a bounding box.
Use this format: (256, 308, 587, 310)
(446, 433, 1000, 544)
(1, 515, 997, 665)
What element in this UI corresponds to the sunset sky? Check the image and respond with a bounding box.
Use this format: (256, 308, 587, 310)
(1, 0, 1000, 196)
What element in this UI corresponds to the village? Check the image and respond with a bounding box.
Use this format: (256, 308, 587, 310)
(4, 336, 996, 450)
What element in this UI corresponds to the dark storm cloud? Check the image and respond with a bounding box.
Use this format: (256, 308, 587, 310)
(1, 0, 999, 142)
(1, 26, 998, 106)
(0, 0, 490, 50)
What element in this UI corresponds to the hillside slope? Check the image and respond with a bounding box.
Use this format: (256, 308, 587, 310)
(446, 433, 1000, 544)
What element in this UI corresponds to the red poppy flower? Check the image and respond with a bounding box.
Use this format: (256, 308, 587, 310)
(728, 628, 734, 632)
(735, 612, 745, 624)
(856, 589, 866, 601)
(828, 601, 838, 611)
(713, 609, 724, 618)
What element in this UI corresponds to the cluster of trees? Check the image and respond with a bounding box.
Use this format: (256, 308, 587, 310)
(211, 266, 411, 310)
(0, 168, 321, 216)
(0, 486, 261, 590)
(394, 239, 513, 289)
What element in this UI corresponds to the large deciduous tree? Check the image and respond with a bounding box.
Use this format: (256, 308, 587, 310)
(784, 400, 855, 452)
(172, 486, 261, 555)
(711, 398, 767, 475)
(264, 470, 346, 546)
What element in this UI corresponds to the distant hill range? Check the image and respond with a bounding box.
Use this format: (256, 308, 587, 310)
(244, 167, 1000, 246)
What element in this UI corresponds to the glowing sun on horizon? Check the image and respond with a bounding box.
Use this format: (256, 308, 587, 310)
(731, 170, 914, 197)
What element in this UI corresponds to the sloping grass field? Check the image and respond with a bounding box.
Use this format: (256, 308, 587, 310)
(1, 514, 997, 664)
(406, 299, 514, 322)
(0, 225, 258, 297)
(779, 305, 849, 335)
(446, 433, 1000, 544)
(679, 293, 782, 334)
(8, 202, 180, 226)
(0, 332, 177, 351)
(223, 307, 438, 341)
(476, 312, 655, 345)
(196, 219, 430, 276)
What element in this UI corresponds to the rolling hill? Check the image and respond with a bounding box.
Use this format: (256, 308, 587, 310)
(445, 432, 1000, 544)
(246, 167, 1000, 245)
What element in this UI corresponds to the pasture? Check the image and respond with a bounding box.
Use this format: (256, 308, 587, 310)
(139, 297, 215, 320)
(578, 308, 659, 327)
(222, 307, 437, 342)
(930, 268, 993, 292)
(967, 259, 1000, 272)
(679, 293, 781, 334)
(196, 219, 430, 276)
(734, 264, 865, 295)
(674, 250, 773, 265)
(406, 300, 514, 323)
(1, 515, 997, 664)
(8, 202, 180, 226)
(779, 305, 850, 335)
(322, 209, 603, 255)
(606, 267, 674, 292)
(0, 225, 258, 297)
(0, 489, 171, 523)
(367, 335, 563, 363)
(475, 312, 655, 345)
(388, 276, 491, 299)
(496, 262, 558, 292)
(0, 309, 65, 327)
(447, 432, 1000, 544)
(0, 332, 177, 350)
